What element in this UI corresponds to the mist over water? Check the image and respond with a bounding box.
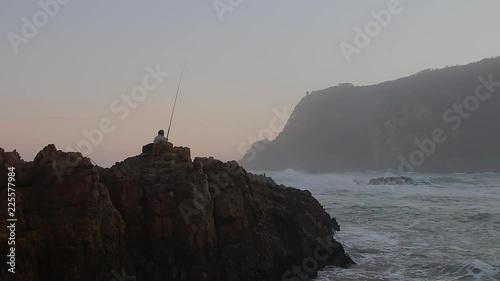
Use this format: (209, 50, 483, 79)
(263, 170, 500, 281)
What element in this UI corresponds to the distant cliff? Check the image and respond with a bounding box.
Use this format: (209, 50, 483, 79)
(0, 144, 353, 281)
(240, 57, 500, 173)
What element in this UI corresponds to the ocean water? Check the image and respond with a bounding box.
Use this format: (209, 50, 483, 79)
(264, 170, 500, 281)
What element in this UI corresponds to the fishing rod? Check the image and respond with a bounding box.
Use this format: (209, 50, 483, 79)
(166, 61, 187, 142)
(72, 141, 99, 166)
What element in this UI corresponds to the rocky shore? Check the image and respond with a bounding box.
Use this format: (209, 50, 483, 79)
(0, 144, 353, 281)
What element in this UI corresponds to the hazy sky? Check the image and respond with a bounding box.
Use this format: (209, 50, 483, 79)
(1, 0, 499, 167)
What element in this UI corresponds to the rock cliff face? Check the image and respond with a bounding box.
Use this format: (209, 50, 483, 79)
(0, 144, 353, 281)
(240, 58, 500, 173)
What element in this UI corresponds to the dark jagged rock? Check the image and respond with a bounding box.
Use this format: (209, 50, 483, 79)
(0, 144, 126, 281)
(0, 144, 353, 281)
(247, 172, 277, 185)
(369, 176, 414, 185)
(331, 218, 341, 232)
(415, 181, 432, 186)
(368, 176, 432, 186)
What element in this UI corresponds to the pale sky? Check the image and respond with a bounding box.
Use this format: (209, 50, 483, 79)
(1, 0, 499, 167)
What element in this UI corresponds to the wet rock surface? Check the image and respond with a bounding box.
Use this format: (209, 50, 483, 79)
(0, 144, 353, 281)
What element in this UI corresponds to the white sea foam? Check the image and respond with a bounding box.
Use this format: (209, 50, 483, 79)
(262, 170, 500, 281)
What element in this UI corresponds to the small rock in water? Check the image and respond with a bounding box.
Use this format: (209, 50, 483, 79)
(369, 176, 414, 185)
(368, 176, 431, 186)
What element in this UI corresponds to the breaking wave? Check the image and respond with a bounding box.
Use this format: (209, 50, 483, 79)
(261, 170, 500, 281)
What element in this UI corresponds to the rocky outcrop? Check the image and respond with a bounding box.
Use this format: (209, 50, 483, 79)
(369, 176, 413, 185)
(0, 144, 353, 281)
(0, 145, 128, 281)
(368, 177, 431, 186)
(247, 172, 277, 185)
(240, 57, 500, 173)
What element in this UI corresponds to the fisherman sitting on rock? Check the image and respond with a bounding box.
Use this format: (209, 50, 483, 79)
(152, 129, 167, 156)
